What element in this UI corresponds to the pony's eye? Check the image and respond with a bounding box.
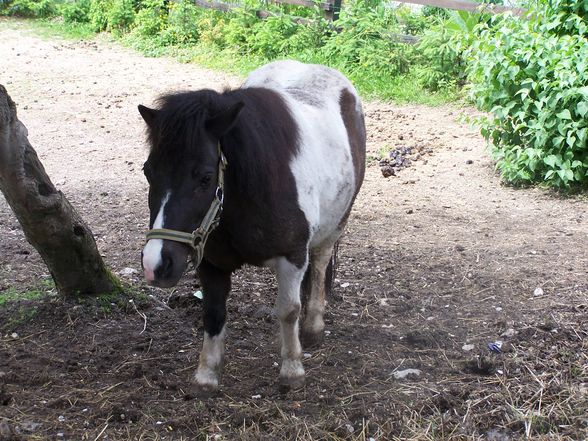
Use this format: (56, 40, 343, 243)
(200, 175, 212, 189)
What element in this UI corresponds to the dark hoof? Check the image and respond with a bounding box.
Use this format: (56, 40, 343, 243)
(300, 329, 324, 349)
(278, 375, 305, 394)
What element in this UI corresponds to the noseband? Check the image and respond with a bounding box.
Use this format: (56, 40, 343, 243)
(145, 143, 227, 267)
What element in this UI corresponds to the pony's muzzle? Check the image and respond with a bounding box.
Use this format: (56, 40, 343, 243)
(142, 240, 189, 288)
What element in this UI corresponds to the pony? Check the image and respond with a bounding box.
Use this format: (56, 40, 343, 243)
(139, 60, 366, 392)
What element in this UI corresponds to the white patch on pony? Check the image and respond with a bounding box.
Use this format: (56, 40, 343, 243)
(194, 326, 226, 389)
(142, 191, 170, 281)
(245, 61, 361, 248)
(280, 359, 305, 380)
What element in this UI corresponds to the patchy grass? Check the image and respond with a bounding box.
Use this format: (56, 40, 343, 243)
(26, 17, 96, 40)
(0, 279, 55, 307)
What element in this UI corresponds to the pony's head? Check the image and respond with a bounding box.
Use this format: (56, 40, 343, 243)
(139, 91, 243, 287)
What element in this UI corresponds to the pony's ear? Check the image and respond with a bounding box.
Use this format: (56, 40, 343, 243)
(138, 105, 157, 127)
(206, 102, 245, 138)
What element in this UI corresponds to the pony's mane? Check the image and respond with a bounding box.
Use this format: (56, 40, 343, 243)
(146, 89, 225, 156)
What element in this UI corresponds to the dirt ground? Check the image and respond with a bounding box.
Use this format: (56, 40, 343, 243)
(0, 20, 587, 441)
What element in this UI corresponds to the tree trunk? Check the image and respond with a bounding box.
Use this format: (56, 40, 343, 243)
(0, 84, 120, 297)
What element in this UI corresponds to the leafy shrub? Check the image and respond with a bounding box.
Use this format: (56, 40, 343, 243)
(89, 0, 112, 31)
(61, 0, 92, 23)
(158, 0, 200, 44)
(415, 10, 481, 91)
(132, 0, 167, 37)
(195, 10, 228, 47)
(222, 8, 258, 49)
(469, 1, 588, 188)
(107, 0, 135, 32)
(321, 0, 409, 78)
(3, 0, 57, 17)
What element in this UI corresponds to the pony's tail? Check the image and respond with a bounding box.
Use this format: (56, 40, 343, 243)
(324, 240, 338, 299)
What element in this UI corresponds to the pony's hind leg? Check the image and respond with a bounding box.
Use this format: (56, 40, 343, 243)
(193, 259, 231, 393)
(301, 240, 337, 348)
(273, 256, 308, 392)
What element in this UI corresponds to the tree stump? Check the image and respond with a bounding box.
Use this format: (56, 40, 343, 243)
(0, 84, 120, 296)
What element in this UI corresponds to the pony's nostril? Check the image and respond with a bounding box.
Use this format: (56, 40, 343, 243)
(158, 254, 173, 279)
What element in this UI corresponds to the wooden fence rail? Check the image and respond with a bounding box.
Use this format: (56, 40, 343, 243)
(190, 0, 525, 32)
(397, 0, 526, 17)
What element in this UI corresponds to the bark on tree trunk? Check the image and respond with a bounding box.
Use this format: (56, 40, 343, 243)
(0, 84, 120, 297)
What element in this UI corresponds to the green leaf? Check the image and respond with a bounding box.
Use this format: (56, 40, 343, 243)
(577, 101, 588, 117)
(543, 155, 559, 167)
(557, 109, 572, 120)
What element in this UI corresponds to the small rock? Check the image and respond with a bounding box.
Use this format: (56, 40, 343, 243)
(465, 159, 473, 164)
(345, 423, 354, 433)
(392, 368, 422, 380)
(455, 245, 465, 252)
(462, 344, 475, 352)
(21, 421, 42, 432)
(0, 421, 14, 438)
(501, 328, 516, 338)
(10, 333, 18, 339)
(251, 394, 261, 399)
(486, 428, 512, 441)
(380, 164, 395, 178)
(340, 282, 350, 288)
(58, 415, 65, 422)
(119, 267, 138, 276)
(406, 209, 413, 214)
(533, 287, 544, 297)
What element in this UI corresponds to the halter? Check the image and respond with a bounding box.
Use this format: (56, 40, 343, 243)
(145, 143, 227, 268)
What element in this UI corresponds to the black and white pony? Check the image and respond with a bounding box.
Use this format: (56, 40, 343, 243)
(139, 60, 366, 391)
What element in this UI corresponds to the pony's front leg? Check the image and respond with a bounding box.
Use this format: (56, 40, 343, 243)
(193, 259, 231, 392)
(274, 256, 308, 392)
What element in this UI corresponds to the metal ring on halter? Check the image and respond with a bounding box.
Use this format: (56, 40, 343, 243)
(215, 186, 224, 204)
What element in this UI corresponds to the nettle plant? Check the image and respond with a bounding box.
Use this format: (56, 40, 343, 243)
(469, 1, 588, 188)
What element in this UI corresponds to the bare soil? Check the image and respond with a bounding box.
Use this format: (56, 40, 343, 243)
(0, 21, 587, 441)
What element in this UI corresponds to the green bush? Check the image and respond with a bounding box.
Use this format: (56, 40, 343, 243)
(321, 0, 409, 78)
(3, 0, 57, 17)
(132, 0, 167, 37)
(61, 0, 92, 23)
(89, 0, 111, 31)
(415, 10, 481, 91)
(158, 0, 200, 45)
(469, 0, 588, 188)
(107, 0, 135, 32)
